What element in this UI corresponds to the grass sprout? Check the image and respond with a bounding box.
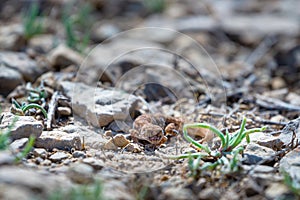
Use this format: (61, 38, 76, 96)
(282, 170, 300, 196)
(26, 82, 48, 106)
(23, 2, 44, 40)
(62, 3, 92, 53)
(143, 0, 166, 13)
(0, 110, 18, 151)
(11, 98, 48, 119)
(170, 117, 266, 175)
(14, 136, 35, 162)
(48, 180, 103, 200)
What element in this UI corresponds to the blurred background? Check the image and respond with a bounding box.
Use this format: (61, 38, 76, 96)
(0, 0, 299, 102)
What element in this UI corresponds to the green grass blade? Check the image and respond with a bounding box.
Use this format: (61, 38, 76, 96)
(15, 135, 35, 162)
(183, 124, 211, 154)
(229, 117, 247, 149)
(184, 123, 226, 149)
(22, 103, 48, 118)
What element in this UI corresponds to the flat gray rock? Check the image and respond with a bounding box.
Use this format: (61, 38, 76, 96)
(0, 64, 23, 96)
(278, 117, 300, 146)
(280, 148, 300, 184)
(0, 151, 14, 165)
(9, 138, 28, 153)
(245, 131, 284, 151)
(60, 81, 139, 127)
(82, 157, 104, 170)
(0, 51, 47, 82)
(49, 152, 69, 163)
(35, 130, 82, 151)
(47, 44, 84, 69)
(67, 163, 94, 184)
(59, 124, 107, 149)
(243, 143, 275, 165)
(28, 34, 59, 53)
(221, 14, 300, 38)
(78, 38, 163, 84)
(0, 23, 25, 51)
(0, 166, 71, 199)
(33, 148, 47, 158)
(0, 112, 43, 141)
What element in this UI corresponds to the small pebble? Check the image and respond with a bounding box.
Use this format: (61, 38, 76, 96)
(112, 134, 130, 147)
(82, 157, 104, 170)
(124, 143, 141, 153)
(35, 157, 44, 165)
(104, 139, 118, 150)
(33, 148, 47, 159)
(9, 138, 28, 152)
(57, 107, 72, 116)
(41, 159, 52, 166)
(72, 151, 86, 158)
(63, 159, 72, 165)
(49, 152, 69, 163)
(67, 163, 94, 184)
(0, 151, 15, 165)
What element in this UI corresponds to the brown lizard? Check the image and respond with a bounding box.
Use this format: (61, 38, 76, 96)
(130, 113, 214, 147)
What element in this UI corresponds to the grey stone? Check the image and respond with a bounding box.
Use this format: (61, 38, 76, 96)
(221, 14, 300, 38)
(0, 23, 25, 51)
(28, 34, 59, 53)
(57, 106, 72, 116)
(91, 23, 120, 42)
(49, 165, 70, 174)
(41, 159, 52, 166)
(0, 166, 71, 199)
(49, 152, 69, 163)
(9, 138, 28, 152)
(0, 65, 23, 96)
(67, 163, 94, 184)
(33, 148, 47, 159)
(286, 92, 300, 106)
(252, 165, 275, 174)
(242, 178, 263, 197)
(160, 187, 196, 200)
(246, 131, 284, 151)
(34, 157, 44, 165)
(198, 187, 220, 200)
(0, 151, 14, 165)
(175, 15, 217, 32)
(47, 44, 84, 69)
(60, 81, 139, 127)
(280, 148, 300, 184)
(278, 117, 300, 146)
(35, 130, 82, 151)
(0, 112, 43, 141)
(102, 179, 135, 200)
(82, 157, 104, 170)
(79, 38, 163, 84)
(127, 27, 178, 44)
(59, 124, 106, 149)
(0, 184, 33, 200)
(0, 51, 47, 82)
(265, 183, 294, 200)
(72, 151, 86, 158)
(243, 143, 275, 165)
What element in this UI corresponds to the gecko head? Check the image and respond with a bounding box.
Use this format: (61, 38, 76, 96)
(140, 124, 164, 145)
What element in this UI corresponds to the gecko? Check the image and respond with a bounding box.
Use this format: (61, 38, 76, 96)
(130, 113, 214, 147)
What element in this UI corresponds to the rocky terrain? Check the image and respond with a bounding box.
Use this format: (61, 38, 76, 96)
(0, 0, 300, 199)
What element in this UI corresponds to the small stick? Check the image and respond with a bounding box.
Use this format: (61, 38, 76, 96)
(46, 91, 59, 130)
